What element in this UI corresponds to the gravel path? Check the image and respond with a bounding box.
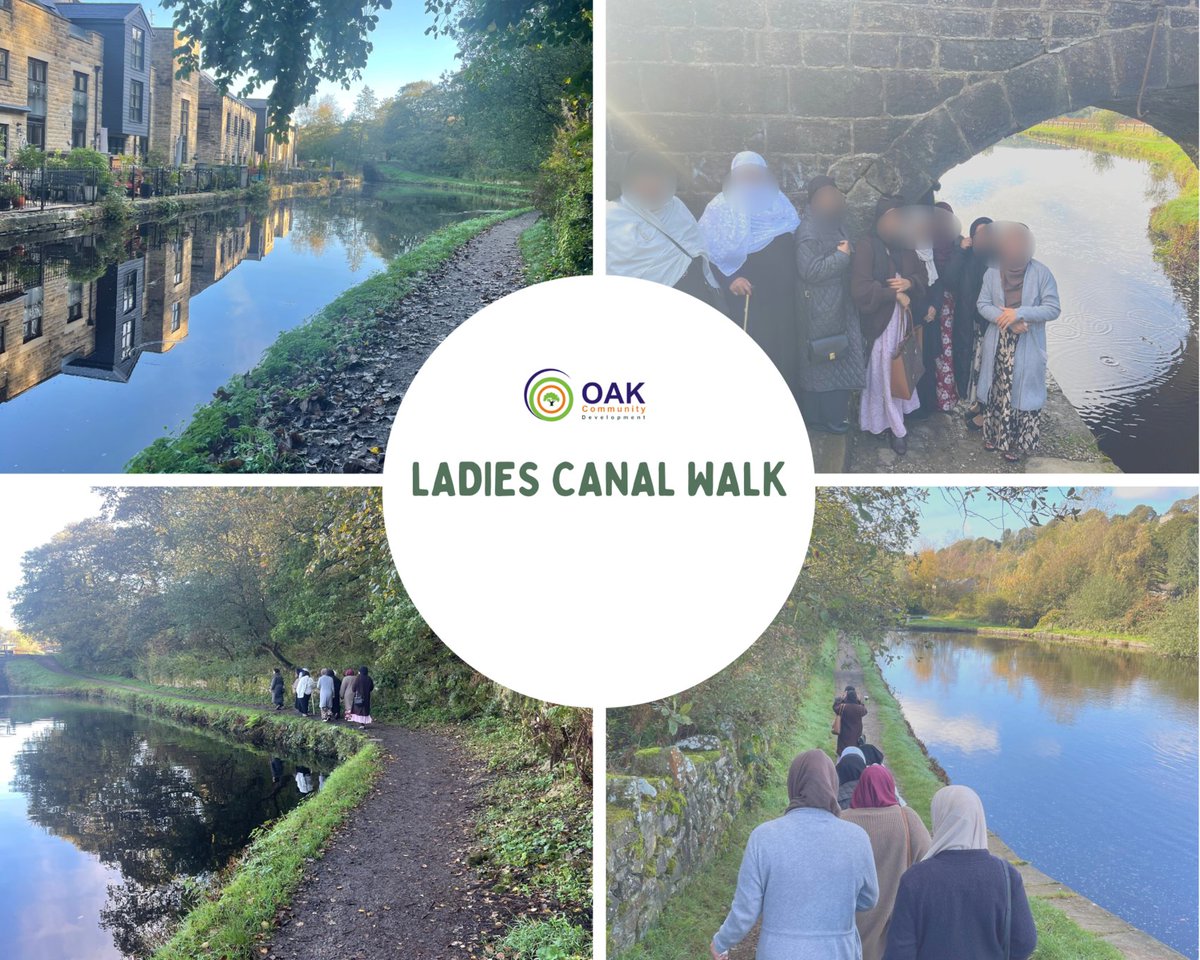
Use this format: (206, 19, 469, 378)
(268, 211, 539, 473)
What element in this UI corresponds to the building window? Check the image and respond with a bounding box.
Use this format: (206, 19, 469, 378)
(179, 99, 190, 162)
(129, 80, 143, 123)
(0, 124, 7, 160)
(170, 300, 181, 332)
(27, 59, 47, 119)
(173, 238, 183, 284)
(67, 281, 83, 321)
(121, 271, 137, 313)
(0, 49, 9, 82)
(23, 287, 43, 342)
(131, 26, 145, 71)
(120, 319, 134, 360)
(72, 72, 88, 148)
(26, 120, 44, 150)
(197, 105, 210, 133)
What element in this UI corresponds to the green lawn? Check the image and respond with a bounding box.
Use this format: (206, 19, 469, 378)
(367, 163, 532, 198)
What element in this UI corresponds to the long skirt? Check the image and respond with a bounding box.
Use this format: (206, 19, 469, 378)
(983, 329, 1040, 453)
(859, 303, 920, 438)
(348, 712, 373, 725)
(933, 292, 959, 411)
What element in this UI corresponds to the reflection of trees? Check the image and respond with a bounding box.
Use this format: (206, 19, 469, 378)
(9, 703, 322, 957)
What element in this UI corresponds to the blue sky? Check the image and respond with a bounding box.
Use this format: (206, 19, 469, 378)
(144, 1, 461, 111)
(913, 487, 1198, 549)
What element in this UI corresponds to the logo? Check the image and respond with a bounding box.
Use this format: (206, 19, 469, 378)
(524, 368, 574, 422)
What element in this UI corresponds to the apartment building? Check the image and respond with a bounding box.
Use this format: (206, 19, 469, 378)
(245, 98, 297, 169)
(149, 27, 199, 165)
(196, 72, 255, 165)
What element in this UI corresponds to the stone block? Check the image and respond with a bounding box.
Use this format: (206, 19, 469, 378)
(1062, 38, 1117, 109)
(1108, 1, 1164, 28)
(883, 72, 964, 116)
(759, 30, 805, 66)
(609, 27, 670, 63)
(768, 0, 853, 31)
(1050, 12, 1103, 40)
(850, 33, 901, 68)
(853, 3, 939, 35)
(945, 79, 1016, 150)
(1004, 55, 1069, 128)
(640, 62, 720, 113)
(1166, 27, 1199, 89)
(765, 117, 853, 155)
(789, 67, 884, 117)
(610, 0, 695, 28)
(852, 117, 910, 153)
(1110, 27, 1167, 99)
(802, 32, 850, 67)
(695, 0, 767, 28)
(898, 35, 937, 69)
(940, 38, 1045, 71)
(668, 27, 752, 65)
(992, 10, 1050, 38)
(715, 64, 789, 113)
(881, 105, 971, 198)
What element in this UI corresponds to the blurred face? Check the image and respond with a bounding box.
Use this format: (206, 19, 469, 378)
(878, 207, 902, 242)
(811, 185, 845, 218)
(972, 223, 992, 252)
(730, 164, 772, 189)
(997, 225, 1033, 270)
(625, 171, 674, 211)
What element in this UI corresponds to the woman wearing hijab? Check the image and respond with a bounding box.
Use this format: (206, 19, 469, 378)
(607, 149, 721, 306)
(317, 668, 335, 722)
(348, 666, 375, 726)
(956, 217, 994, 427)
(884, 786, 1036, 960)
(836, 745, 867, 810)
(339, 668, 357, 724)
(711, 750, 878, 960)
(833, 685, 869, 754)
(294, 668, 313, 716)
(852, 197, 927, 456)
(270, 667, 284, 712)
(976, 223, 1061, 463)
(842, 767, 932, 960)
(912, 203, 964, 416)
(795, 175, 864, 434)
(700, 151, 802, 401)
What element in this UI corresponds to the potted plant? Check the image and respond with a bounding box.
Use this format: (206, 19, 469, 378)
(0, 182, 16, 211)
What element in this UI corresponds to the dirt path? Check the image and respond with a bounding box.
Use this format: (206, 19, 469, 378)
(264, 211, 539, 473)
(27, 657, 538, 960)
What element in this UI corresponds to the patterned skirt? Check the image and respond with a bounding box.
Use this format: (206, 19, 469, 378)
(984, 329, 1040, 454)
(933, 292, 959, 411)
(348, 712, 373, 725)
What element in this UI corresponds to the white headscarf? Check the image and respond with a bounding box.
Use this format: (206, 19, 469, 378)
(838, 746, 866, 764)
(923, 785, 989, 859)
(607, 195, 712, 289)
(699, 151, 800, 277)
(915, 246, 939, 285)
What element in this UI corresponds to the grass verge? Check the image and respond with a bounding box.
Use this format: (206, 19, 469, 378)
(904, 617, 1156, 651)
(852, 640, 1123, 960)
(519, 218, 560, 284)
(4, 657, 382, 960)
(366, 164, 532, 198)
(465, 716, 593, 959)
(127, 207, 531, 473)
(615, 635, 836, 960)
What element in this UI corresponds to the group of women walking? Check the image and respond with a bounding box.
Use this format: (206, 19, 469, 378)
(710, 748, 1037, 960)
(607, 149, 1062, 462)
(270, 665, 375, 726)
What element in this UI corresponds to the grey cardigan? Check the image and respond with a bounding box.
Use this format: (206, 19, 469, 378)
(713, 807, 879, 960)
(975, 259, 1061, 412)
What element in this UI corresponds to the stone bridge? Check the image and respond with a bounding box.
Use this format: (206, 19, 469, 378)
(607, 0, 1199, 216)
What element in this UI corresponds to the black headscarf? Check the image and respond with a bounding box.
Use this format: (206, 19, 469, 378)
(869, 197, 905, 284)
(805, 175, 838, 200)
(969, 216, 993, 240)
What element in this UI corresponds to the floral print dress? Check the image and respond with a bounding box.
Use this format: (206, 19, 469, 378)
(933, 290, 959, 411)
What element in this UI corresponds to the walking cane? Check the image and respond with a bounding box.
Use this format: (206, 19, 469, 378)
(742, 292, 751, 332)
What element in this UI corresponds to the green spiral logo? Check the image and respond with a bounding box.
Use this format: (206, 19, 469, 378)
(525, 369, 574, 422)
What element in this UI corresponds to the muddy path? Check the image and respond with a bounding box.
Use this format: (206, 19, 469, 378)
(264, 211, 539, 474)
(20, 657, 540, 960)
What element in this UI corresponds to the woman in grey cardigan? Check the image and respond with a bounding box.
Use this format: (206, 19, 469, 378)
(711, 750, 879, 960)
(795, 176, 865, 435)
(975, 224, 1060, 462)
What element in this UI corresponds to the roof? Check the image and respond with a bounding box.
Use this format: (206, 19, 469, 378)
(55, 2, 149, 25)
(0, 102, 32, 114)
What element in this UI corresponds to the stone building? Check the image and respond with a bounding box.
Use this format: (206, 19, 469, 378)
(245, 98, 297, 168)
(0, 0, 105, 156)
(142, 228, 191, 353)
(608, 0, 1200, 219)
(148, 27, 199, 165)
(62, 252, 145, 382)
(196, 72, 255, 165)
(56, 1, 153, 157)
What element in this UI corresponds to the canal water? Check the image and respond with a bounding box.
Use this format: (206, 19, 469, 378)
(939, 138, 1198, 473)
(0, 188, 521, 471)
(878, 630, 1198, 957)
(0, 695, 332, 959)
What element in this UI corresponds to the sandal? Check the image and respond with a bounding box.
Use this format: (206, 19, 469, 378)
(1004, 451, 1022, 463)
(983, 441, 997, 452)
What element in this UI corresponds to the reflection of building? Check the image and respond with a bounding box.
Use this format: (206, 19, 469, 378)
(189, 210, 251, 295)
(245, 98, 297, 169)
(57, 1, 153, 157)
(196, 73, 255, 165)
(142, 230, 191, 352)
(0, 254, 96, 400)
(149, 28, 199, 166)
(62, 254, 144, 382)
(0, 0, 105, 155)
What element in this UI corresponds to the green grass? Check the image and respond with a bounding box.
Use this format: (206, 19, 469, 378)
(906, 615, 989, 632)
(906, 617, 1158, 650)
(466, 717, 592, 957)
(519, 218, 560, 284)
(853, 641, 1126, 960)
(367, 163, 532, 198)
(4, 657, 383, 960)
(127, 208, 531, 473)
(615, 636, 836, 960)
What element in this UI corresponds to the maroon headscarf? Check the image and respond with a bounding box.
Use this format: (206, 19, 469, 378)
(850, 764, 899, 809)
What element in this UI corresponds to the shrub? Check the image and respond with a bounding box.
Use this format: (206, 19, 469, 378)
(533, 111, 592, 279)
(13, 144, 44, 170)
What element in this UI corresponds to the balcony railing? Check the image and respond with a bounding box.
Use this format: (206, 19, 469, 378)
(27, 80, 48, 117)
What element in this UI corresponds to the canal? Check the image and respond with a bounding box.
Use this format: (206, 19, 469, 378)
(0, 695, 331, 959)
(0, 187, 522, 471)
(878, 630, 1198, 957)
(939, 137, 1198, 473)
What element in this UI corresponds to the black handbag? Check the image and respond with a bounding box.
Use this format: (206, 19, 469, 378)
(799, 288, 850, 363)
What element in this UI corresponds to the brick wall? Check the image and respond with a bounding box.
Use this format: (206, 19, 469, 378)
(0, 0, 104, 153)
(196, 74, 256, 165)
(608, 0, 1199, 214)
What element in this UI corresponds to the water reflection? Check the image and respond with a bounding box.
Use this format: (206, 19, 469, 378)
(0, 188, 520, 471)
(0, 696, 330, 958)
(939, 140, 1198, 472)
(880, 630, 1198, 957)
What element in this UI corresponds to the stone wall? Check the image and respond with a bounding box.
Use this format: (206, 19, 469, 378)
(607, 733, 774, 955)
(608, 0, 1200, 216)
(149, 29, 199, 165)
(0, 0, 104, 153)
(196, 74, 256, 165)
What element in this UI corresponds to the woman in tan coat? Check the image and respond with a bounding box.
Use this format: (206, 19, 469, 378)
(338, 669, 357, 723)
(842, 765, 931, 960)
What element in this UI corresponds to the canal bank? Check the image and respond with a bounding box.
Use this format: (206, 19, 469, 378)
(0, 176, 362, 242)
(128, 207, 539, 473)
(904, 618, 1157, 653)
(856, 634, 1193, 960)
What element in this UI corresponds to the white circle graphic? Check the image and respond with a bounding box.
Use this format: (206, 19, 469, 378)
(383, 275, 814, 707)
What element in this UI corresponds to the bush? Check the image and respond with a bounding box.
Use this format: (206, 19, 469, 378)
(1149, 596, 1199, 657)
(1063, 573, 1139, 628)
(533, 111, 592, 279)
(13, 144, 44, 170)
